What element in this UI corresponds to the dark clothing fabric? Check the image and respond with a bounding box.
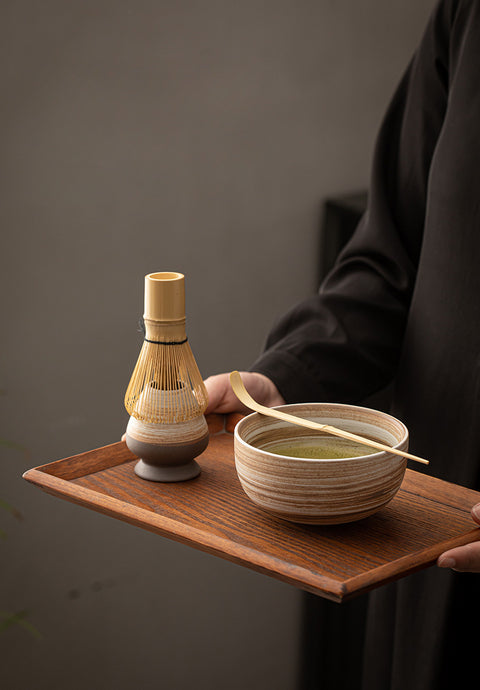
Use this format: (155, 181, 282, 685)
(251, 1, 480, 688)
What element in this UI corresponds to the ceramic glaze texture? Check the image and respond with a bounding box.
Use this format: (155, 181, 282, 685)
(125, 383, 209, 482)
(234, 403, 409, 524)
(126, 414, 209, 482)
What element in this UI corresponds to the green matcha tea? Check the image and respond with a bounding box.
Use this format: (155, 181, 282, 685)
(265, 438, 376, 459)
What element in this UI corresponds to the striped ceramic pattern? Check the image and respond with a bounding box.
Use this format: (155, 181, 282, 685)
(234, 402, 409, 525)
(126, 413, 208, 445)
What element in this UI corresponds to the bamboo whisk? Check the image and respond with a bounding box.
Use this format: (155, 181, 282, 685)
(124, 272, 209, 483)
(124, 272, 208, 424)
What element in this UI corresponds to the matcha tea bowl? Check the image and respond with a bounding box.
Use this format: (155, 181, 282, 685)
(233, 402, 410, 525)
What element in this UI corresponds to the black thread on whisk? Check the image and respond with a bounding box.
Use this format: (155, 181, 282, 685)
(144, 337, 188, 345)
(138, 320, 188, 345)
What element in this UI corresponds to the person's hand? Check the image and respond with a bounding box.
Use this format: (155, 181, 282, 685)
(204, 371, 285, 415)
(437, 504, 480, 572)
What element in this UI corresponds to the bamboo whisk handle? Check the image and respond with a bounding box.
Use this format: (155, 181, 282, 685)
(144, 272, 185, 322)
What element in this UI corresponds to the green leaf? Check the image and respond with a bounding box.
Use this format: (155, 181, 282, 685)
(0, 497, 23, 539)
(0, 437, 30, 457)
(0, 498, 23, 521)
(0, 610, 42, 639)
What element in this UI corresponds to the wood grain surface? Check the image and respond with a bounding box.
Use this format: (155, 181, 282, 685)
(23, 413, 480, 602)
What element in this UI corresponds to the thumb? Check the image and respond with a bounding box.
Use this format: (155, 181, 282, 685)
(471, 502, 480, 525)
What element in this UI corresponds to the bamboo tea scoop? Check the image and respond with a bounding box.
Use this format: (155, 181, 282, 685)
(229, 371, 429, 465)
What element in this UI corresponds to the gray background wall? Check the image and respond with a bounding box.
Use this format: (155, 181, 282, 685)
(1, 1, 433, 688)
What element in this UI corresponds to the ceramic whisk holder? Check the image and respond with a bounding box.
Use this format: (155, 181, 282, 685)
(125, 413, 209, 482)
(125, 385, 209, 482)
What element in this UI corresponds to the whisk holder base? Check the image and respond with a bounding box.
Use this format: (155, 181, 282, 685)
(133, 457, 201, 482)
(125, 414, 209, 483)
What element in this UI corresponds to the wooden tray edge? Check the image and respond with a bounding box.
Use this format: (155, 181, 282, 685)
(23, 467, 345, 601)
(341, 527, 480, 600)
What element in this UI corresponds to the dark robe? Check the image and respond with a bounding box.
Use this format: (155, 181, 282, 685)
(250, 1, 480, 687)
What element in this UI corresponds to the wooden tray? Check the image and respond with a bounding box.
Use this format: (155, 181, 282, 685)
(23, 414, 480, 602)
